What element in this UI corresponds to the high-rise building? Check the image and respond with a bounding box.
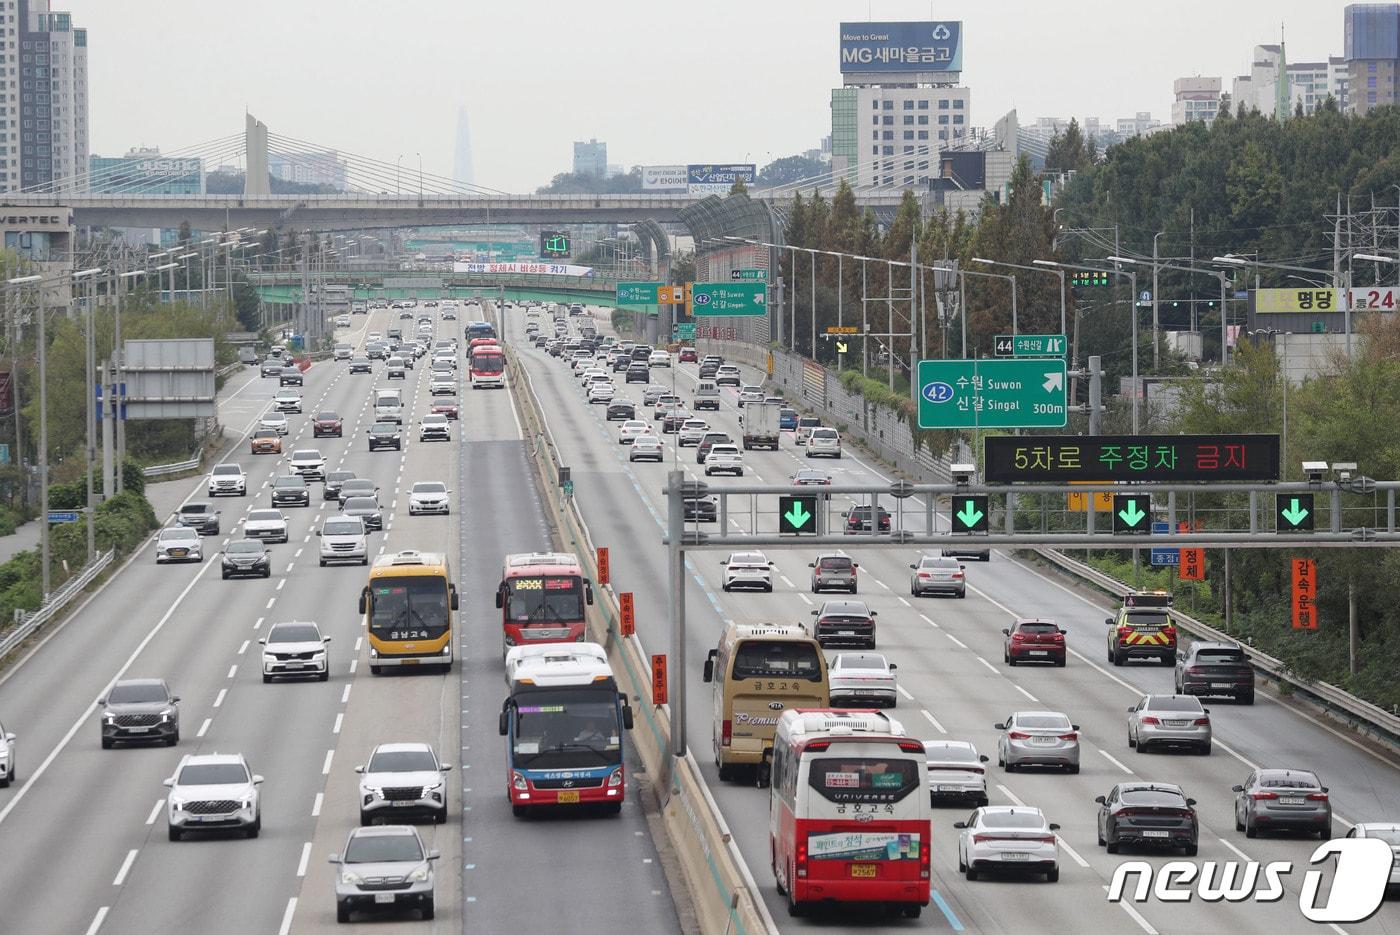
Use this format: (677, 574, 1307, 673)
(572, 139, 606, 177)
(1172, 77, 1223, 125)
(267, 150, 348, 190)
(0, 0, 88, 192)
(1344, 3, 1400, 115)
(453, 107, 474, 186)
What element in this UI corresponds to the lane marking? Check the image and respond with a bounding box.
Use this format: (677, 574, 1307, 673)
(896, 684, 914, 701)
(333, 713, 343, 734)
(1102, 887, 1159, 935)
(975, 656, 998, 674)
(1058, 836, 1091, 868)
(83, 907, 108, 935)
(1217, 836, 1253, 862)
(296, 841, 313, 877)
(112, 848, 138, 886)
(196, 718, 211, 738)
(921, 709, 947, 734)
(276, 898, 297, 935)
(238, 639, 250, 654)
(144, 798, 164, 825)
(341, 684, 352, 704)
(1014, 685, 1039, 702)
(322, 750, 334, 775)
(996, 783, 1025, 806)
(930, 889, 965, 933)
(944, 632, 966, 649)
(312, 792, 324, 817)
(1097, 748, 1134, 774)
(797, 593, 812, 605)
(213, 688, 227, 708)
(226, 665, 237, 680)
(919, 613, 939, 629)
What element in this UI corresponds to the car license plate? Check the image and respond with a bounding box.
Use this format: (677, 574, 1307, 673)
(1280, 796, 1305, 805)
(1032, 736, 1057, 745)
(392, 800, 415, 807)
(558, 791, 580, 804)
(937, 785, 964, 793)
(283, 662, 303, 669)
(850, 864, 877, 878)
(1211, 682, 1232, 689)
(171, 549, 187, 557)
(839, 630, 855, 636)
(1164, 720, 1188, 728)
(374, 893, 396, 905)
(127, 726, 149, 733)
(1028, 650, 1048, 656)
(1142, 830, 1170, 838)
(999, 852, 1030, 861)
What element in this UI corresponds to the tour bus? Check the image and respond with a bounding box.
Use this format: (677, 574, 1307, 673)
(358, 550, 459, 673)
(466, 320, 496, 341)
(495, 552, 593, 656)
(703, 623, 830, 785)
(469, 343, 506, 389)
(770, 710, 931, 918)
(499, 643, 634, 816)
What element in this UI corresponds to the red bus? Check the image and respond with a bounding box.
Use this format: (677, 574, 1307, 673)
(469, 343, 505, 389)
(494, 552, 593, 656)
(769, 710, 931, 919)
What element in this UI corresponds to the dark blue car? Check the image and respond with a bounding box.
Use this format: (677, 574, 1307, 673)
(779, 408, 799, 431)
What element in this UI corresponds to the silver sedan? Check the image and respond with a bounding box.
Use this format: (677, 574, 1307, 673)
(996, 711, 1080, 773)
(1232, 768, 1332, 839)
(1127, 694, 1212, 754)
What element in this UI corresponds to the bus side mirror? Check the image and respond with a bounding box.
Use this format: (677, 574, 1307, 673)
(357, 588, 368, 615)
(498, 710, 508, 736)
(622, 702, 634, 731)
(585, 584, 594, 606)
(450, 585, 459, 611)
(494, 585, 503, 609)
(702, 659, 714, 683)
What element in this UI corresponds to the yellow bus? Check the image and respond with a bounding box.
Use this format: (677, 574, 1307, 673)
(358, 550, 459, 674)
(702, 623, 829, 786)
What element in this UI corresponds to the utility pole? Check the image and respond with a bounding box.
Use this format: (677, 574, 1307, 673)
(1087, 355, 1103, 435)
(37, 282, 50, 597)
(84, 271, 97, 561)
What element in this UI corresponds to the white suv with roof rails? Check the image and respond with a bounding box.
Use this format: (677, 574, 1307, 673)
(207, 463, 246, 497)
(164, 752, 263, 840)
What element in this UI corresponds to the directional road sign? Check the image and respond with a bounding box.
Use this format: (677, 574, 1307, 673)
(916, 359, 1068, 429)
(47, 510, 81, 523)
(993, 334, 1067, 357)
(778, 495, 818, 535)
(836, 341, 848, 354)
(690, 282, 767, 317)
(672, 322, 696, 340)
(1149, 520, 1179, 565)
(1112, 494, 1152, 534)
(730, 268, 767, 281)
(1276, 493, 1314, 532)
(950, 495, 989, 533)
(616, 282, 663, 306)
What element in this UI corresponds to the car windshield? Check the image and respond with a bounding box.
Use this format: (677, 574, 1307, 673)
(178, 763, 248, 785)
(1144, 696, 1204, 713)
(327, 472, 354, 483)
(372, 424, 396, 433)
(269, 624, 320, 643)
(981, 812, 1046, 829)
(413, 483, 446, 494)
(1016, 622, 1059, 634)
(1196, 649, 1247, 664)
(1125, 610, 1171, 626)
(834, 654, 885, 670)
(368, 576, 449, 636)
(924, 558, 958, 569)
(732, 640, 823, 681)
(367, 749, 437, 772)
(159, 528, 197, 541)
(253, 430, 277, 439)
(342, 482, 374, 495)
(1259, 772, 1320, 789)
(343, 497, 378, 512)
(1363, 828, 1400, 845)
(108, 683, 167, 704)
(228, 541, 264, 555)
(925, 743, 979, 763)
(323, 520, 361, 536)
(316, 412, 338, 421)
(807, 757, 920, 804)
(1120, 789, 1188, 808)
(212, 466, 240, 476)
(274, 477, 304, 488)
(731, 552, 766, 565)
(292, 451, 319, 460)
(344, 832, 424, 864)
(248, 511, 282, 523)
(1014, 714, 1072, 730)
(181, 504, 210, 516)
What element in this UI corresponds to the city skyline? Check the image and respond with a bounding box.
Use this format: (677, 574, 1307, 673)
(69, 0, 1345, 193)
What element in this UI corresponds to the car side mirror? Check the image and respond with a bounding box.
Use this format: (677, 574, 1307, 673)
(450, 585, 459, 611)
(1127, 706, 1135, 712)
(162, 777, 175, 787)
(953, 821, 967, 829)
(909, 564, 917, 569)
(1186, 798, 1197, 807)
(258, 638, 266, 645)
(702, 659, 715, 683)
(979, 755, 989, 763)
(1321, 786, 1329, 794)
(358, 588, 369, 615)
(720, 559, 728, 565)
(1094, 795, 1106, 805)
(314, 530, 321, 536)
(97, 697, 106, 705)
(1071, 724, 1080, 731)
(1002, 628, 1010, 636)
(808, 562, 815, 568)
(585, 584, 594, 606)
(439, 764, 453, 772)
(810, 610, 818, 616)
(994, 723, 1005, 731)
(252, 776, 264, 785)
(427, 850, 441, 861)
(322, 637, 332, 643)
(1105, 617, 1114, 626)
(327, 855, 342, 865)
(622, 704, 635, 731)
(852, 563, 858, 568)
(1049, 823, 1061, 831)
(888, 663, 897, 670)
(170, 696, 180, 704)
(354, 765, 366, 774)
(494, 587, 503, 609)
(1231, 785, 1244, 793)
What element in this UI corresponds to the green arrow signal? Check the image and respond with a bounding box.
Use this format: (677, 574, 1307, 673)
(1118, 499, 1147, 528)
(1280, 498, 1310, 527)
(955, 500, 984, 529)
(783, 501, 812, 531)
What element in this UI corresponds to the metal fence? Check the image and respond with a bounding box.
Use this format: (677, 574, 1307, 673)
(0, 549, 116, 662)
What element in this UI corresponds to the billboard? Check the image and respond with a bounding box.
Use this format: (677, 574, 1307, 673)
(687, 164, 756, 196)
(839, 21, 963, 74)
(454, 262, 594, 278)
(122, 339, 216, 419)
(642, 165, 688, 191)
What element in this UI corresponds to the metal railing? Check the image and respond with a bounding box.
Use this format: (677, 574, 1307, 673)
(142, 456, 201, 478)
(1034, 547, 1400, 746)
(0, 550, 115, 662)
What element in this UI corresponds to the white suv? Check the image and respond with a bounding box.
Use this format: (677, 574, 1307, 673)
(164, 752, 263, 840)
(703, 444, 744, 476)
(806, 427, 842, 458)
(207, 464, 246, 497)
(356, 742, 452, 825)
(260, 620, 331, 682)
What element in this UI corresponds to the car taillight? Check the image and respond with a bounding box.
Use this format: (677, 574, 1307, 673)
(1011, 633, 1026, 641)
(1186, 666, 1203, 675)
(796, 837, 808, 877)
(1118, 626, 1132, 637)
(920, 836, 930, 879)
(1037, 834, 1059, 845)
(721, 720, 732, 747)
(969, 766, 985, 775)
(1251, 791, 1279, 800)
(898, 741, 925, 754)
(1140, 716, 1160, 725)
(1007, 731, 1030, 740)
(1193, 717, 1210, 726)
(1058, 732, 1078, 741)
(1306, 792, 1329, 801)
(952, 572, 964, 579)
(1162, 625, 1177, 639)
(918, 573, 931, 579)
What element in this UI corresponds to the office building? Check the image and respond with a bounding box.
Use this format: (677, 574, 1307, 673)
(267, 150, 348, 190)
(89, 147, 204, 194)
(572, 138, 607, 177)
(1344, 3, 1400, 115)
(0, 0, 88, 192)
(1172, 77, 1224, 125)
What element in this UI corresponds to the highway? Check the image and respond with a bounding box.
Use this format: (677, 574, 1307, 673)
(511, 306, 1400, 934)
(0, 305, 680, 935)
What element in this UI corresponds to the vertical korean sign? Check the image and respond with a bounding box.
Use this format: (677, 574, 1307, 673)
(1179, 549, 1205, 581)
(1291, 559, 1317, 630)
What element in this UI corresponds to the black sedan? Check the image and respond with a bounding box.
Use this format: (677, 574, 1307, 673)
(1096, 782, 1198, 855)
(606, 401, 636, 421)
(279, 366, 303, 386)
(222, 539, 272, 579)
(270, 475, 310, 507)
(684, 497, 718, 523)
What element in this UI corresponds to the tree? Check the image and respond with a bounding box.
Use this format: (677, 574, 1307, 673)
(755, 154, 827, 188)
(535, 169, 642, 195)
(1045, 118, 1091, 173)
(728, 177, 748, 195)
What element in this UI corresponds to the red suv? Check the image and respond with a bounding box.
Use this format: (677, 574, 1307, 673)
(1003, 617, 1067, 667)
(678, 347, 698, 362)
(312, 411, 343, 438)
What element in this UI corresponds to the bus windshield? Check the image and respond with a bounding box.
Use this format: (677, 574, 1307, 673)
(732, 640, 823, 681)
(511, 688, 621, 769)
(369, 576, 449, 637)
(505, 576, 583, 624)
(807, 756, 921, 804)
(472, 352, 505, 374)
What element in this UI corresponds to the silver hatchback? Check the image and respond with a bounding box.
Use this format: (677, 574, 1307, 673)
(809, 553, 858, 594)
(1127, 694, 1212, 755)
(996, 710, 1080, 773)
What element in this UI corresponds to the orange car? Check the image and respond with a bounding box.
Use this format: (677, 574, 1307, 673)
(250, 429, 283, 454)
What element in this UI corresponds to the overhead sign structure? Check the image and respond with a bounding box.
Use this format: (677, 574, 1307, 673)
(730, 269, 767, 281)
(641, 165, 688, 191)
(455, 262, 594, 278)
(778, 495, 818, 535)
(983, 434, 1281, 483)
(951, 495, 989, 533)
(686, 164, 756, 196)
(539, 230, 571, 259)
(825, 326, 859, 334)
(616, 281, 664, 307)
(1292, 559, 1317, 630)
(1276, 493, 1315, 532)
(839, 21, 963, 74)
(672, 322, 696, 341)
(1112, 494, 1152, 534)
(836, 340, 849, 354)
(657, 286, 685, 304)
(123, 339, 216, 419)
(1071, 270, 1112, 288)
(916, 359, 1067, 430)
(690, 282, 767, 317)
(1180, 549, 1205, 581)
(994, 334, 1067, 357)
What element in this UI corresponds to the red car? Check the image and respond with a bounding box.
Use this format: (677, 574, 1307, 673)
(431, 400, 459, 420)
(312, 411, 343, 437)
(1003, 617, 1067, 667)
(678, 346, 698, 362)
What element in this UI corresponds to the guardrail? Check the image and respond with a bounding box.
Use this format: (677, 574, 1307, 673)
(215, 361, 242, 379)
(506, 341, 777, 935)
(0, 549, 115, 662)
(142, 456, 201, 478)
(1035, 547, 1400, 747)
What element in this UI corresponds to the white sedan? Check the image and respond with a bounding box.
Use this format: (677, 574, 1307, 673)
(926, 740, 990, 807)
(154, 526, 203, 563)
(648, 350, 671, 368)
(703, 444, 744, 476)
(956, 807, 1061, 882)
(721, 551, 773, 592)
(587, 383, 616, 404)
(618, 420, 650, 445)
(408, 481, 451, 515)
(828, 652, 898, 708)
(259, 411, 289, 435)
(678, 419, 710, 446)
(629, 435, 664, 462)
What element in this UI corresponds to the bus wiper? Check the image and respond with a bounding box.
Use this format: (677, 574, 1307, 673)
(546, 742, 611, 760)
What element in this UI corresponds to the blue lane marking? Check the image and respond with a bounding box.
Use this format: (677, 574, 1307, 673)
(930, 888, 965, 932)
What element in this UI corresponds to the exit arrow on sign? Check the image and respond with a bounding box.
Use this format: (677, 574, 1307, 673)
(1280, 498, 1309, 526)
(784, 501, 812, 530)
(1275, 492, 1315, 532)
(956, 501, 984, 529)
(1118, 500, 1146, 527)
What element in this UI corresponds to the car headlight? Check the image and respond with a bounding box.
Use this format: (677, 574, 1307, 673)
(364, 786, 384, 800)
(103, 713, 116, 724)
(408, 865, 430, 883)
(170, 799, 185, 812)
(241, 797, 256, 809)
(340, 870, 364, 885)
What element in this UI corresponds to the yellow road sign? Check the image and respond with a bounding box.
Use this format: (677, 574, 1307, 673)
(836, 340, 848, 354)
(1067, 484, 1115, 511)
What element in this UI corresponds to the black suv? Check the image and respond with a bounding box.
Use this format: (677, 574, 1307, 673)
(270, 475, 310, 507)
(844, 505, 892, 534)
(100, 678, 180, 748)
(811, 600, 878, 648)
(323, 470, 355, 501)
(625, 363, 650, 384)
(606, 400, 636, 421)
(368, 422, 402, 451)
(176, 501, 221, 536)
(1176, 641, 1255, 704)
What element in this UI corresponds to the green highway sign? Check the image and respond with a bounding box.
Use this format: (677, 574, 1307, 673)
(951, 495, 989, 533)
(1113, 494, 1152, 534)
(730, 268, 767, 281)
(673, 322, 696, 340)
(994, 334, 1067, 357)
(778, 495, 818, 535)
(1276, 493, 1315, 532)
(690, 281, 767, 317)
(916, 359, 1068, 429)
(616, 281, 663, 306)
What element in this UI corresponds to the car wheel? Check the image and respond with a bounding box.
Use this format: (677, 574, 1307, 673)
(362, 558, 369, 566)
(359, 809, 371, 826)
(434, 808, 447, 824)
(1184, 843, 1199, 856)
(1235, 808, 1245, 832)
(1067, 763, 1080, 774)
(262, 569, 271, 578)
(1055, 656, 1066, 667)
(1106, 840, 1119, 854)
(1007, 654, 1016, 667)
(1319, 824, 1331, 840)
(850, 585, 857, 594)
(221, 570, 229, 580)
(262, 673, 272, 684)
(1245, 817, 1258, 838)
(1046, 867, 1059, 883)
(421, 898, 435, 921)
(1097, 825, 1105, 846)
(246, 815, 261, 838)
(1239, 692, 1255, 705)
(319, 670, 330, 683)
(319, 559, 326, 567)
(101, 737, 113, 750)
(1128, 731, 1137, 749)
(964, 865, 978, 881)
(370, 665, 381, 675)
(168, 826, 181, 842)
(167, 731, 179, 746)
(1200, 744, 1212, 756)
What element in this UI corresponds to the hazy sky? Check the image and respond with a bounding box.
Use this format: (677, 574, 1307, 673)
(71, 1, 1343, 193)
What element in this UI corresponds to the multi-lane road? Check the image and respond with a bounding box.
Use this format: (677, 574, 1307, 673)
(0, 305, 680, 934)
(513, 307, 1400, 934)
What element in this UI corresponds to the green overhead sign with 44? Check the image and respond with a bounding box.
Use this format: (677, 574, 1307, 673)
(916, 359, 1067, 429)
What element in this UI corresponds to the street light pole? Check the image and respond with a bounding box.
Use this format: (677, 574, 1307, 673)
(76, 267, 103, 563)
(1151, 231, 1164, 371)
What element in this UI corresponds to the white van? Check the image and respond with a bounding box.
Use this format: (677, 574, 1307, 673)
(374, 389, 403, 424)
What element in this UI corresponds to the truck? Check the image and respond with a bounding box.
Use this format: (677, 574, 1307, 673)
(740, 401, 782, 451)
